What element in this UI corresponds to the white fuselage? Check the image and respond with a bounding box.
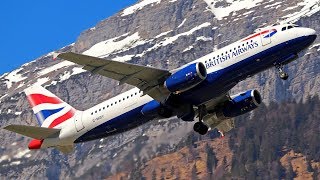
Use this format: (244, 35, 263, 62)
(41, 24, 316, 148)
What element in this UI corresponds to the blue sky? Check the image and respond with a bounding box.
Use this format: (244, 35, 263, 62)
(0, 0, 137, 74)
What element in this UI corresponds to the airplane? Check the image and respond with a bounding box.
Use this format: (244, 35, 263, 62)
(4, 23, 316, 153)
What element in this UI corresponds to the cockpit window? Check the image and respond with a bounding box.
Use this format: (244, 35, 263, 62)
(282, 27, 287, 31)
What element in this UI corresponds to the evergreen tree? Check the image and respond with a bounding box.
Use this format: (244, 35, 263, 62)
(191, 163, 198, 180)
(313, 167, 319, 180)
(286, 163, 296, 180)
(152, 169, 157, 180)
(206, 144, 218, 175)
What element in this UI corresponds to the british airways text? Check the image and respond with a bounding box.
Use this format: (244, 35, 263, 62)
(205, 41, 259, 69)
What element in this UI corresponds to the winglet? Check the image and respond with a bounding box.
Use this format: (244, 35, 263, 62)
(52, 52, 60, 60)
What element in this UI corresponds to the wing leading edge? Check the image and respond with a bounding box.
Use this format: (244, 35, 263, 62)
(56, 52, 171, 102)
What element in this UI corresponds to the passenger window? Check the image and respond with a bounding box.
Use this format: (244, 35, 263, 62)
(288, 26, 293, 29)
(135, 92, 137, 95)
(111, 103, 113, 106)
(99, 109, 101, 111)
(115, 102, 117, 104)
(127, 96, 129, 99)
(282, 27, 286, 31)
(103, 107, 105, 110)
(95, 111, 97, 113)
(107, 105, 109, 108)
(123, 98, 125, 100)
(91, 112, 93, 115)
(119, 100, 121, 102)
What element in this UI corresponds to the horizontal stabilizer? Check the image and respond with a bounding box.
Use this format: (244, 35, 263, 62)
(4, 125, 60, 139)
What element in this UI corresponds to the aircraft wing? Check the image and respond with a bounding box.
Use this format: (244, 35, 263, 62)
(56, 52, 171, 102)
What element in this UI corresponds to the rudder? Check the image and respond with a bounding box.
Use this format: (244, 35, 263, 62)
(24, 85, 76, 128)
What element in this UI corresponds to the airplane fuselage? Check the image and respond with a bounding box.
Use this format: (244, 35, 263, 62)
(40, 24, 316, 147)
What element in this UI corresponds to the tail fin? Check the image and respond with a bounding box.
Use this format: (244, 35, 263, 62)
(24, 85, 76, 128)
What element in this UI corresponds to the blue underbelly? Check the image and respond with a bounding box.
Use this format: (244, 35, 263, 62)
(75, 105, 154, 143)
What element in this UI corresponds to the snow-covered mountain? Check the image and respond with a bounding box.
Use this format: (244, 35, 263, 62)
(0, 0, 319, 179)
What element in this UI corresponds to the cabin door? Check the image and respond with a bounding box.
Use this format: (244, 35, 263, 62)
(74, 112, 85, 132)
(260, 30, 272, 46)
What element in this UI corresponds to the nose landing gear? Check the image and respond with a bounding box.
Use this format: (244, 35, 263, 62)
(193, 105, 209, 135)
(275, 64, 289, 80)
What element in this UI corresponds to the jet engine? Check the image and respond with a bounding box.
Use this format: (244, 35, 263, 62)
(164, 62, 207, 93)
(216, 90, 262, 119)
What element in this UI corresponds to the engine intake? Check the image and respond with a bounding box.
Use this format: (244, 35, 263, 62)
(164, 62, 207, 93)
(216, 89, 262, 119)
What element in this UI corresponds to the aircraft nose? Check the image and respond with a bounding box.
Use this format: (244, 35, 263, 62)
(304, 28, 317, 42)
(307, 28, 316, 36)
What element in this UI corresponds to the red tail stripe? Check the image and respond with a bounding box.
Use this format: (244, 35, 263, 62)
(242, 30, 270, 41)
(27, 94, 62, 107)
(48, 109, 75, 128)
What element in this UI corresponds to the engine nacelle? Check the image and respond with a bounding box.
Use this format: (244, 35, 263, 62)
(141, 100, 172, 118)
(164, 62, 207, 93)
(216, 90, 262, 119)
(141, 100, 161, 117)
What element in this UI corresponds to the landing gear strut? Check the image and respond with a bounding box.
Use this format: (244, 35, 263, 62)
(275, 64, 289, 80)
(193, 105, 208, 135)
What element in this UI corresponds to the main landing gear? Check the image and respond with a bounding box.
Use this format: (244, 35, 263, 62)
(275, 64, 289, 80)
(193, 105, 209, 135)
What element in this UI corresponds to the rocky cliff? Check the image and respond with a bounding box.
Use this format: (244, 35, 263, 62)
(0, 0, 319, 179)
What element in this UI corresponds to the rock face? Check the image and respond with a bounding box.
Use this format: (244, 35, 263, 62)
(0, 0, 319, 179)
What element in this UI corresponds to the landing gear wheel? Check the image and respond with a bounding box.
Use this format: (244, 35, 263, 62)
(275, 64, 289, 80)
(193, 122, 208, 135)
(279, 72, 289, 80)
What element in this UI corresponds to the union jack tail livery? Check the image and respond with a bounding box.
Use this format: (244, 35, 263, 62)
(24, 85, 76, 128)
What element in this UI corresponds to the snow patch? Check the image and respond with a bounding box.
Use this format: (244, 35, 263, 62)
(177, 19, 186, 28)
(59, 71, 72, 82)
(10, 161, 21, 165)
(155, 30, 172, 38)
(11, 142, 17, 146)
(183, 46, 194, 52)
(282, 5, 300, 11)
(265, 2, 282, 8)
(4, 68, 27, 89)
(243, 10, 255, 16)
(309, 43, 320, 49)
(112, 55, 135, 62)
(36, 77, 50, 86)
(122, 0, 161, 16)
(14, 112, 22, 115)
(14, 149, 30, 159)
(0, 155, 9, 162)
(203, 0, 264, 20)
(38, 61, 75, 76)
(280, 0, 320, 24)
(196, 36, 213, 42)
(83, 32, 141, 57)
(137, 22, 211, 56)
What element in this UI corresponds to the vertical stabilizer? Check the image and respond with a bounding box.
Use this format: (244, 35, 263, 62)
(24, 85, 76, 128)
